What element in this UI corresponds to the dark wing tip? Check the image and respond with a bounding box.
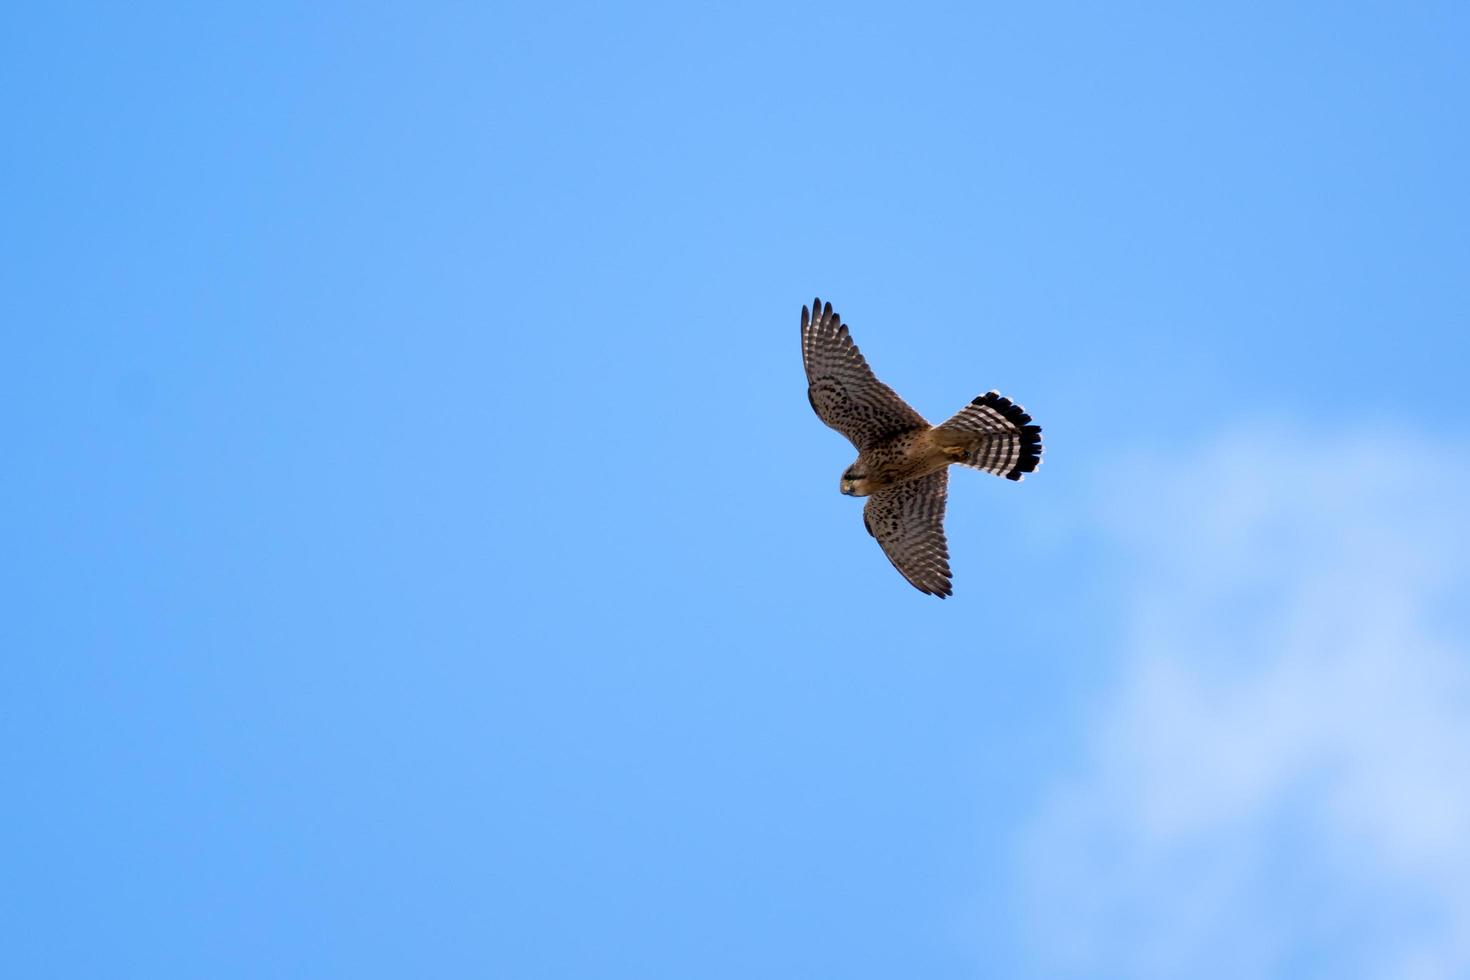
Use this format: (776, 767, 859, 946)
(921, 577, 953, 598)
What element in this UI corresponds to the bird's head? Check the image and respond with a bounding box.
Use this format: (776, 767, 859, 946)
(840, 464, 874, 497)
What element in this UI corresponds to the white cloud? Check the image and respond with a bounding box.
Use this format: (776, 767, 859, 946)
(1019, 427, 1470, 979)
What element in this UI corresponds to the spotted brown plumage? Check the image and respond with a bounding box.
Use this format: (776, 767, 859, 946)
(801, 299, 927, 449)
(863, 470, 953, 597)
(801, 297, 1043, 598)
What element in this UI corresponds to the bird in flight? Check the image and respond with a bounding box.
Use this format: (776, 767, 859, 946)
(801, 297, 1043, 597)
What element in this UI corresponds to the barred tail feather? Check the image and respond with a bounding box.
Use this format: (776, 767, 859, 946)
(934, 390, 1043, 481)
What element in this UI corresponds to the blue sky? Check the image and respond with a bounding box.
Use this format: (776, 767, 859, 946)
(5, 3, 1469, 977)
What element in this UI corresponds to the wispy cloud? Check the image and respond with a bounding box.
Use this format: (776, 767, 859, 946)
(1019, 428, 1470, 979)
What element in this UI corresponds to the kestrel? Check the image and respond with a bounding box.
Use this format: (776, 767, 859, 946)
(801, 297, 1043, 597)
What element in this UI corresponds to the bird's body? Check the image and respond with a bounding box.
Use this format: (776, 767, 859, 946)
(840, 427, 946, 497)
(801, 297, 1043, 597)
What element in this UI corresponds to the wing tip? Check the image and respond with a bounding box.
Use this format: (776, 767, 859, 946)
(919, 577, 953, 598)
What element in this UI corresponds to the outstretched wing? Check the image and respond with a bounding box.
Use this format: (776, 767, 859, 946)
(802, 297, 927, 450)
(862, 470, 952, 598)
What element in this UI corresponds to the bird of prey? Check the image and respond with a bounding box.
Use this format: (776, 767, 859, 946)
(801, 297, 1043, 597)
